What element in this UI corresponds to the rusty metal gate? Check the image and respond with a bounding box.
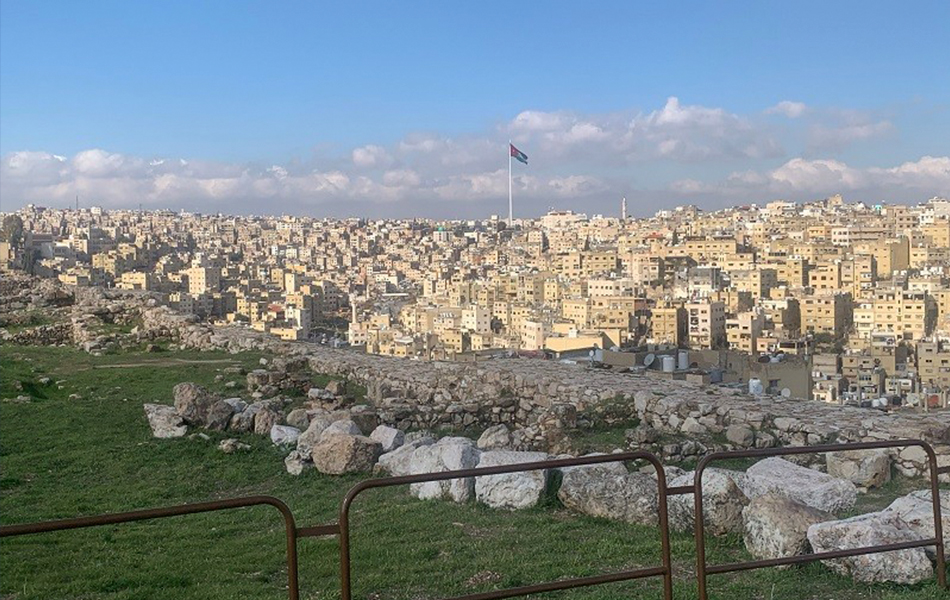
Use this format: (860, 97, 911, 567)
(691, 439, 948, 600)
(1, 441, 947, 599)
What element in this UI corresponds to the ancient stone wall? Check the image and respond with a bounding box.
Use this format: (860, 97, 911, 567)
(4, 276, 949, 477)
(132, 304, 950, 476)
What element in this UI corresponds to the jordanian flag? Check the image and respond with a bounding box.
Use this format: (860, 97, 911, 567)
(510, 143, 528, 164)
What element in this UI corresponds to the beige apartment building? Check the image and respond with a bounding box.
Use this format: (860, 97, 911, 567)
(729, 268, 777, 298)
(853, 238, 909, 276)
(853, 290, 936, 342)
(918, 340, 950, 391)
(726, 309, 765, 354)
(809, 262, 842, 292)
(839, 255, 876, 298)
(800, 292, 852, 339)
(686, 300, 726, 349)
(186, 266, 221, 295)
(562, 298, 592, 329)
(649, 305, 686, 347)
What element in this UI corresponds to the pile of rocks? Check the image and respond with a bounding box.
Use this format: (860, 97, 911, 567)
(144, 387, 949, 587)
(142, 379, 377, 453)
(10, 276, 947, 481)
(0, 322, 73, 346)
(245, 356, 316, 398)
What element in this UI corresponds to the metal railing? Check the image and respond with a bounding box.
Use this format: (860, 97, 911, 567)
(692, 439, 948, 600)
(338, 450, 676, 600)
(0, 495, 307, 600)
(1, 441, 947, 599)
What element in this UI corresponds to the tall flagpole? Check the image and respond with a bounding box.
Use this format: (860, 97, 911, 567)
(508, 139, 513, 227)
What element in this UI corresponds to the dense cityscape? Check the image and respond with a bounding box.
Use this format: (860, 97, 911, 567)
(3, 192, 950, 408)
(3, 4, 949, 597)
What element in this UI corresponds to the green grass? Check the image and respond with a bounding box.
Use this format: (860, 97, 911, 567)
(570, 422, 638, 454)
(1, 344, 948, 600)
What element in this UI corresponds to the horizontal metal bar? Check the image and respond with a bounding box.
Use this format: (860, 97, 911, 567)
(435, 566, 668, 600)
(695, 439, 949, 599)
(339, 450, 675, 600)
(0, 495, 302, 600)
(0, 496, 292, 537)
(665, 485, 694, 496)
(697, 439, 933, 468)
(297, 524, 340, 538)
(706, 538, 941, 575)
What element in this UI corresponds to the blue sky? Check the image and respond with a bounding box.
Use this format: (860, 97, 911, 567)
(1, 1, 948, 217)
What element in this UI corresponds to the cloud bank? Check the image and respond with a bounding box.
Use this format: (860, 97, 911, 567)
(2, 98, 946, 218)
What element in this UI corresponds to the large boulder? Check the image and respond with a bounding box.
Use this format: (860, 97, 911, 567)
(746, 457, 857, 514)
(477, 424, 513, 450)
(285, 408, 311, 431)
(229, 403, 260, 432)
(474, 450, 550, 510)
(204, 400, 235, 431)
(374, 436, 436, 476)
(143, 404, 187, 438)
(172, 382, 216, 425)
(742, 493, 831, 561)
(807, 512, 933, 584)
(270, 424, 301, 447)
(883, 489, 950, 554)
(409, 437, 481, 502)
(348, 405, 378, 435)
(223, 397, 247, 413)
(370, 425, 405, 453)
(826, 449, 891, 490)
(311, 434, 382, 475)
(295, 413, 336, 459)
(320, 419, 362, 441)
(558, 463, 659, 526)
(253, 407, 281, 436)
(725, 424, 755, 448)
(669, 469, 748, 535)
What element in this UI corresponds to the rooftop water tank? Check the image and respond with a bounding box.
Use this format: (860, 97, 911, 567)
(749, 378, 764, 396)
(661, 355, 676, 373)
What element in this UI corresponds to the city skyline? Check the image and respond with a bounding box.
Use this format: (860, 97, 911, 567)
(2, 1, 949, 217)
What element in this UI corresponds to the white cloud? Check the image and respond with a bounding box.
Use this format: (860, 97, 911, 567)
(548, 175, 606, 196)
(505, 97, 783, 163)
(766, 101, 807, 118)
(670, 156, 950, 200)
(511, 110, 568, 133)
(0, 148, 600, 212)
(382, 168, 421, 187)
(809, 120, 893, 151)
(1, 98, 938, 217)
(351, 144, 392, 168)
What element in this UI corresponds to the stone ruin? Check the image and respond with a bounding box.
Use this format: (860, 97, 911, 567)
(139, 349, 950, 588)
(4, 274, 950, 585)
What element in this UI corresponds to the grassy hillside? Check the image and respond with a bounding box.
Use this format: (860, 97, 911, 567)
(1, 344, 947, 600)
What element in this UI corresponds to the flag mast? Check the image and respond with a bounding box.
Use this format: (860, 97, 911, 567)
(508, 139, 513, 227)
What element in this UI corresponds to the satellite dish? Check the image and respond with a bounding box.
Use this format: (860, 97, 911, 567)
(644, 353, 656, 367)
(781, 388, 792, 397)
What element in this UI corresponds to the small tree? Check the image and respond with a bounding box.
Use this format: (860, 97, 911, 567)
(0, 215, 24, 247)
